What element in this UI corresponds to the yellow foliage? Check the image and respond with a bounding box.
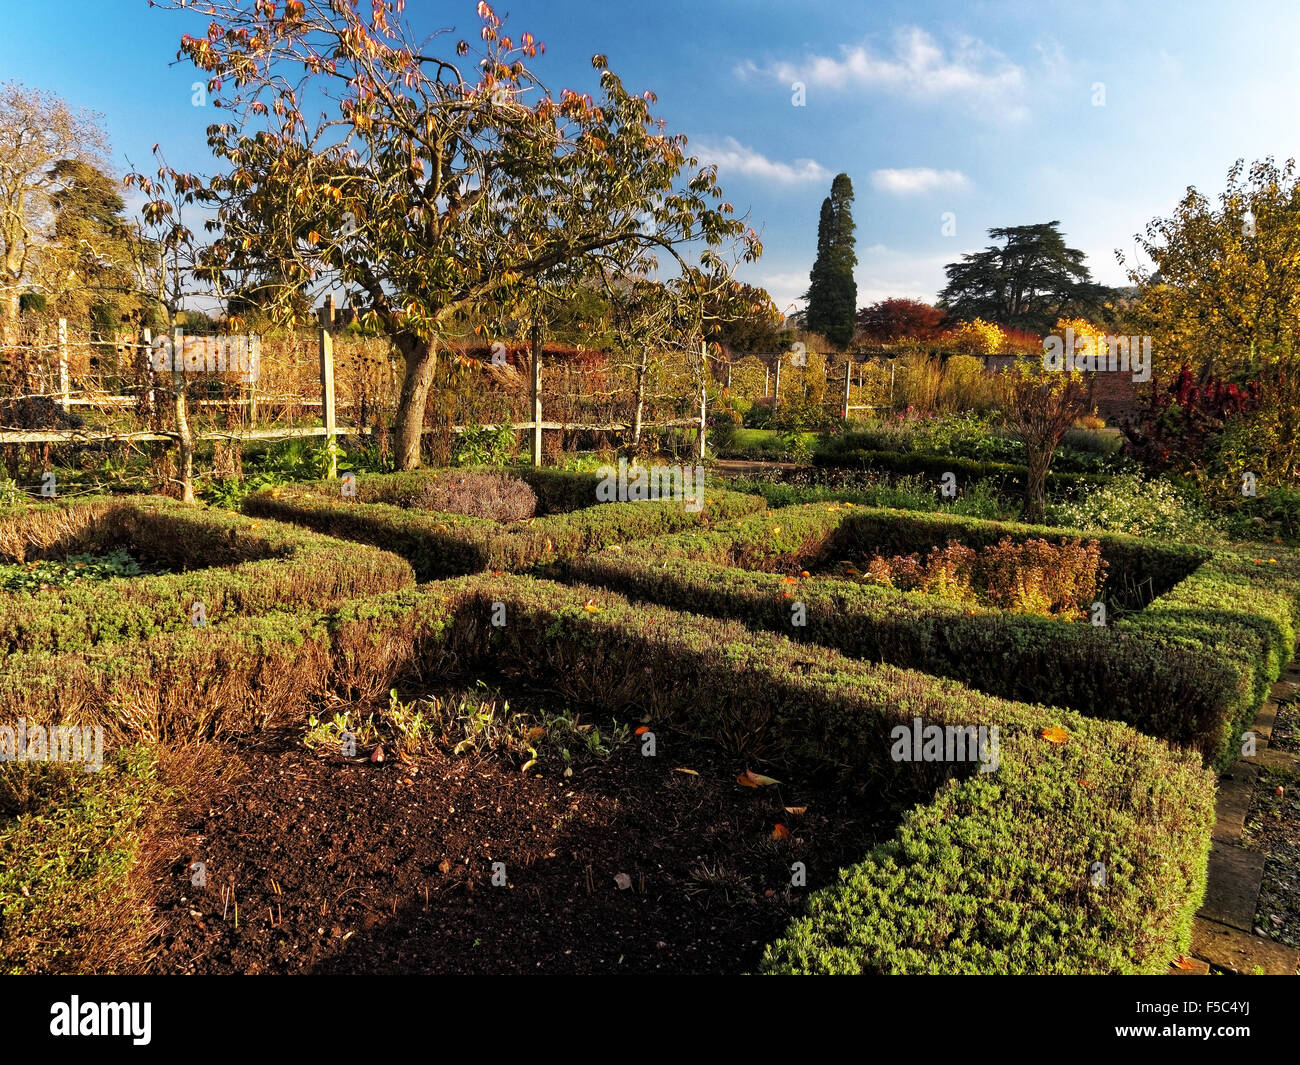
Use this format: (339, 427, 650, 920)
(947, 318, 1005, 356)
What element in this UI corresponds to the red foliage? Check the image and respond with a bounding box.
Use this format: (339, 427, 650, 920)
(856, 299, 945, 342)
(1124, 364, 1260, 470)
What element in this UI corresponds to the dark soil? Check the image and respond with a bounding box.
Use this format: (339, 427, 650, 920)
(147, 689, 899, 975)
(1245, 685, 1300, 949)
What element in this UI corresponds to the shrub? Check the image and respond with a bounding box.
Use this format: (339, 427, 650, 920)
(858, 536, 1106, 619)
(410, 471, 538, 522)
(243, 470, 766, 579)
(452, 422, 518, 467)
(1047, 474, 1224, 544)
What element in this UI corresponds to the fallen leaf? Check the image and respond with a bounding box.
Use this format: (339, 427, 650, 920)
(1040, 727, 1069, 745)
(672, 767, 699, 776)
(1173, 954, 1199, 970)
(771, 824, 791, 840)
(614, 873, 632, 890)
(519, 758, 537, 774)
(783, 805, 807, 816)
(1077, 778, 1094, 790)
(369, 744, 385, 763)
(438, 859, 452, 875)
(634, 725, 652, 735)
(737, 769, 781, 788)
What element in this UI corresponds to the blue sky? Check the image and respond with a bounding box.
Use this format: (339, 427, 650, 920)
(3, 0, 1298, 315)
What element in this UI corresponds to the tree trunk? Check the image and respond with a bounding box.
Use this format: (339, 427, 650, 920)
(0, 287, 19, 345)
(173, 382, 196, 505)
(1023, 445, 1050, 523)
(393, 334, 437, 471)
(631, 347, 649, 447)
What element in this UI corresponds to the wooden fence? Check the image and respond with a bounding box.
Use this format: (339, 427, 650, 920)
(1, 314, 710, 472)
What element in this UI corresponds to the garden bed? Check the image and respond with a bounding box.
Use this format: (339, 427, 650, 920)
(243, 468, 766, 579)
(3, 571, 1216, 974)
(147, 685, 898, 975)
(0, 496, 414, 656)
(564, 503, 1300, 767)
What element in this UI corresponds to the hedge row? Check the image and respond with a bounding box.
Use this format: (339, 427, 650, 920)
(583, 501, 1204, 598)
(0, 498, 415, 655)
(564, 504, 1298, 767)
(0, 565, 1214, 972)
(438, 574, 1215, 974)
(0, 588, 453, 742)
(244, 471, 765, 579)
(812, 445, 1114, 492)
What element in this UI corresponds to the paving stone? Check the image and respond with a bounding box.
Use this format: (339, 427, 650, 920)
(1213, 764, 1258, 843)
(1252, 700, 1277, 743)
(1192, 918, 1300, 975)
(1244, 746, 1299, 772)
(1199, 843, 1265, 932)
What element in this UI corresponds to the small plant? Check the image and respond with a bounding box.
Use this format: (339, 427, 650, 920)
(409, 471, 538, 521)
(303, 710, 379, 754)
(0, 477, 27, 508)
(452, 422, 517, 467)
(1048, 474, 1224, 543)
(0, 549, 146, 593)
(857, 536, 1106, 619)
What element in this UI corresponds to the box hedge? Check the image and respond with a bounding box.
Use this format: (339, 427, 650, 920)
(435, 574, 1215, 975)
(563, 504, 1299, 767)
(243, 469, 765, 579)
(0, 497, 415, 655)
(812, 445, 1114, 494)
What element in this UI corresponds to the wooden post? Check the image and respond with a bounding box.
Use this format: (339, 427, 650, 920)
(319, 326, 337, 478)
(773, 355, 782, 406)
(698, 341, 708, 460)
(172, 327, 196, 504)
(530, 321, 543, 467)
(843, 358, 852, 420)
(57, 318, 70, 412)
(246, 334, 259, 425)
(323, 294, 335, 330)
(141, 327, 154, 411)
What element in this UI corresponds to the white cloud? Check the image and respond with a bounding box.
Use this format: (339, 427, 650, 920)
(871, 167, 969, 195)
(692, 136, 830, 184)
(750, 269, 812, 315)
(738, 26, 1027, 120)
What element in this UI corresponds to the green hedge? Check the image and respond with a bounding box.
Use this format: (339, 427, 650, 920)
(0, 497, 414, 655)
(244, 471, 765, 579)
(812, 445, 1113, 492)
(0, 586, 454, 743)
(438, 574, 1215, 974)
(564, 504, 1297, 768)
